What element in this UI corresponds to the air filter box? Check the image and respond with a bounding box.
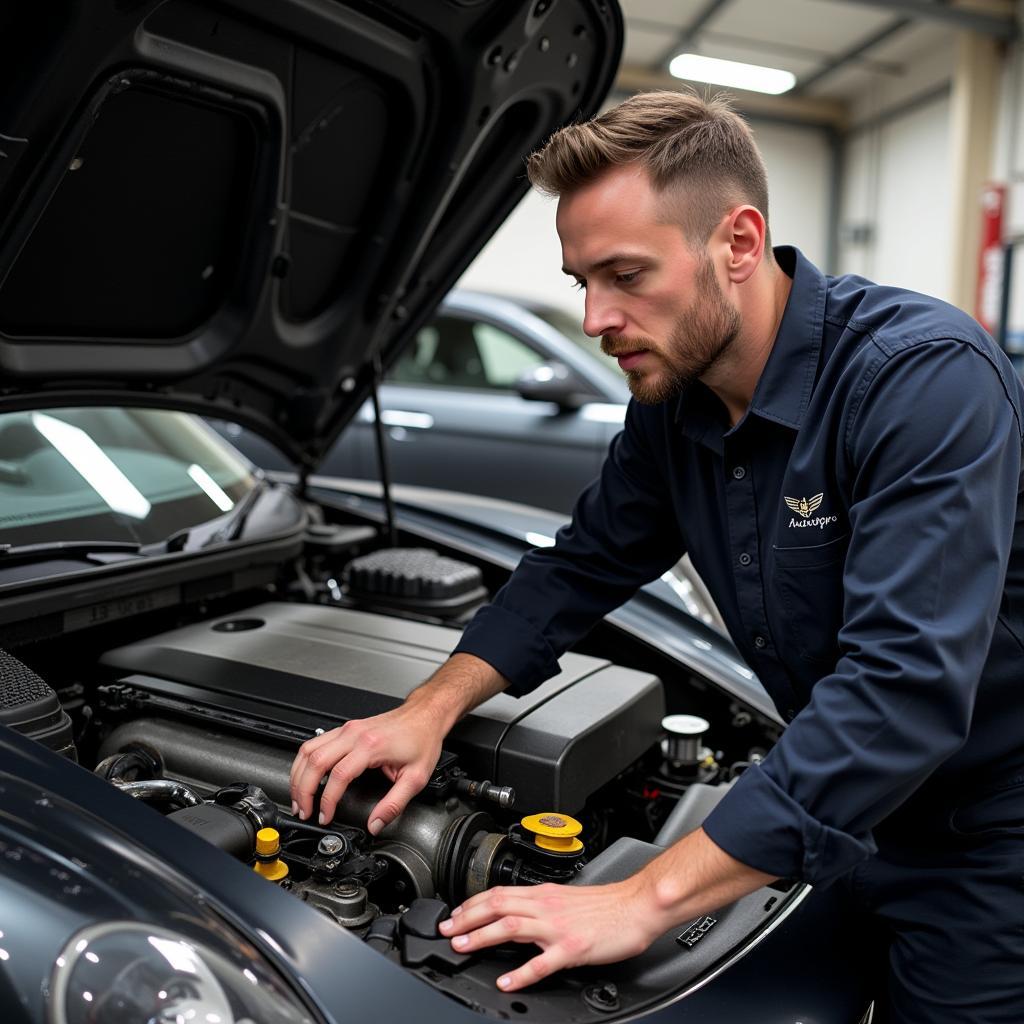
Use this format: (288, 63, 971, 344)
(343, 548, 487, 619)
(0, 648, 76, 760)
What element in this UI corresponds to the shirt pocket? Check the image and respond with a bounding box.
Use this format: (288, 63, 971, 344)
(771, 533, 849, 667)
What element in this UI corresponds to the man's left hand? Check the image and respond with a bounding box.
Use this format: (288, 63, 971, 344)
(438, 878, 660, 992)
(438, 827, 777, 992)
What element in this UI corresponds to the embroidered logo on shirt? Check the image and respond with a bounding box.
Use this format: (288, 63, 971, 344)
(783, 493, 839, 530)
(784, 493, 823, 518)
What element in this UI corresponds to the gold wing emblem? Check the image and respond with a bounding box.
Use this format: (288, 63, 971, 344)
(784, 493, 824, 519)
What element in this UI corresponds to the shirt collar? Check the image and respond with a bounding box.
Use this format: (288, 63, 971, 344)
(674, 246, 827, 451)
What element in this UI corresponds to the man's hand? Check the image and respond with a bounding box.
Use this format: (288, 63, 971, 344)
(288, 653, 508, 833)
(289, 701, 445, 832)
(438, 826, 777, 991)
(438, 878, 662, 991)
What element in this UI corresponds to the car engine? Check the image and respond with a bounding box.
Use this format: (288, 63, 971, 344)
(0, 543, 807, 1022)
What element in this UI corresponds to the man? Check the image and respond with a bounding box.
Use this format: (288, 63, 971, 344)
(291, 91, 1024, 1020)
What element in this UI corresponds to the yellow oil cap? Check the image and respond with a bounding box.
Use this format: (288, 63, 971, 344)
(253, 827, 289, 882)
(256, 827, 281, 856)
(520, 812, 584, 853)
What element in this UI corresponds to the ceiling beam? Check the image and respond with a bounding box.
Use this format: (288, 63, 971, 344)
(835, 0, 1018, 39)
(615, 65, 849, 129)
(651, 0, 733, 70)
(793, 17, 912, 94)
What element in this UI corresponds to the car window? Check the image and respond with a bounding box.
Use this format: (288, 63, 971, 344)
(389, 316, 544, 390)
(473, 322, 545, 386)
(529, 306, 624, 385)
(0, 408, 256, 547)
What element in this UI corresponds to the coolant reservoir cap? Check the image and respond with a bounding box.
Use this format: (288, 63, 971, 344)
(661, 714, 709, 736)
(255, 827, 281, 856)
(520, 813, 584, 853)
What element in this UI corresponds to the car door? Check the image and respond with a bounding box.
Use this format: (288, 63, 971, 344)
(324, 312, 618, 513)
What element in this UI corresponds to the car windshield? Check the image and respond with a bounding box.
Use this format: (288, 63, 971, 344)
(528, 306, 626, 387)
(0, 408, 256, 547)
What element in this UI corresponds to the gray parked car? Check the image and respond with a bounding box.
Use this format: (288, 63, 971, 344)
(221, 290, 630, 514)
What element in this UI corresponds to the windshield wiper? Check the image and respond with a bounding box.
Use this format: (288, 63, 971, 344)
(0, 541, 142, 565)
(157, 476, 272, 554)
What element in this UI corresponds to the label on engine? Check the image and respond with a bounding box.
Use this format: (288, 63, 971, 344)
(675, 915, 717, 949)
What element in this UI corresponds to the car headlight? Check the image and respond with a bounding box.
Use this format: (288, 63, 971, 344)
(48, 922, 316, 1024)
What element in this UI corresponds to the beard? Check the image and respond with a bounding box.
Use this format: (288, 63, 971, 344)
(601, 256, 741, 405)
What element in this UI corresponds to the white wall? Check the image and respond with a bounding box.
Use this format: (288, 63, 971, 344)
(753, 119, 830, 267)
(838, 95, 953, 300)
(836, 36, 955, 302)
(458, 116, 832, 318)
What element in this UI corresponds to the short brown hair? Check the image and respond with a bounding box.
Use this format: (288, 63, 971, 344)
(527, 89, 770, 252)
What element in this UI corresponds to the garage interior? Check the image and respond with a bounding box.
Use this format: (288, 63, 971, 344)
(462, 0, 1024, 360)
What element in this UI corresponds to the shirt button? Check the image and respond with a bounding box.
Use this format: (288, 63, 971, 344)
(732, 466, 747, 480)
(753, 635, 767, 649)
(738, 553, 752, 566)
(784, 708, 797, 722)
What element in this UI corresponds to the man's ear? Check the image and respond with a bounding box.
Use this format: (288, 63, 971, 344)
(723, 205, 766, 284)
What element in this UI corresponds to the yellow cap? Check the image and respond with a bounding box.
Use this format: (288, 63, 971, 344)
(253, 828, 289, 882)
(256, 827, 281, 856)
(520, 812, 584, 853)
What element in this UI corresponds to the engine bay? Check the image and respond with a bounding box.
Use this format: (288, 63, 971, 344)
(0, 522, 803, 1022)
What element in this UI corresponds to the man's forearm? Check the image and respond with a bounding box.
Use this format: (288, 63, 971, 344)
(406, 652, 509, 734)
(628, 826, 779, 938)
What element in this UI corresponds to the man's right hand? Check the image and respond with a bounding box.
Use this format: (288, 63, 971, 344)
(289, 699, 446, 833)
(288, 652, 509, 834)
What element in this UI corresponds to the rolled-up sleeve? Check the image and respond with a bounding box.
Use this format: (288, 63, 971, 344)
(454, 400, 686, 696)
(704, 339, 1023, 886)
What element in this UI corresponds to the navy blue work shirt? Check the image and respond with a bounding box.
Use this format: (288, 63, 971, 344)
(454, 246, 1024, 887)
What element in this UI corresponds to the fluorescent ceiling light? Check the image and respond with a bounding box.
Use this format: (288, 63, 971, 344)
(31, 413, 151, 520)
(668, 54, 796, 95)
(187, 464, 234, 512)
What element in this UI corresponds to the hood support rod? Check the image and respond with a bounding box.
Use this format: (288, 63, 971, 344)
(370, 352, 399, 549)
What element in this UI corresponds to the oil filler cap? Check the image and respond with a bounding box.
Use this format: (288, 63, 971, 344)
(520, 812, 584, 853)
(253, 827, 289, 882)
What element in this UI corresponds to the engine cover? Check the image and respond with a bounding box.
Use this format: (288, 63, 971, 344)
(100, 602, 664, 811)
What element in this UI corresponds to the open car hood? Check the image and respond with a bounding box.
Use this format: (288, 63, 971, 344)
(0, 0, 622, 466)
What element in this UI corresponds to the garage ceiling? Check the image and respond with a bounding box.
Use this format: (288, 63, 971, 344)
(617, 0, 1016, 123)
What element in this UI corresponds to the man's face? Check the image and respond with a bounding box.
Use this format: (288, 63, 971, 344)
(557, 164, 740, 404)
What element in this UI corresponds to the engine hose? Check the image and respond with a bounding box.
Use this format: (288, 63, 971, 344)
(112, 778, 203, 809)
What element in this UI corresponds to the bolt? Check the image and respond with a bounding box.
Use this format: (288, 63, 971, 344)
(582, 982, 619, 1012)
(318, 834, 345, 856)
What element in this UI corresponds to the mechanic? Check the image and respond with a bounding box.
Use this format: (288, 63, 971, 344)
(291, 90, 1024, 1021)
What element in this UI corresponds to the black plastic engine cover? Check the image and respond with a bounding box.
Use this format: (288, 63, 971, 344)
(99, 602, 664, 811)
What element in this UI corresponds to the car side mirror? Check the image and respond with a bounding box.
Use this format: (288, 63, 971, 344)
(515, 362, 594, 410)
